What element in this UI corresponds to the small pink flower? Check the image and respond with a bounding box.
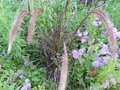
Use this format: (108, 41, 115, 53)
(102, 80, 109, 88)
(90, 86, 96, 90)
(25, 79, 30, 83)
(41, 85, 46, 88)
(97, 1, 104, 5)
(0, 65, 2, 69)
(92, 20, 99, 26)
(54, 13, 57, 16)
(72, 50, 79, 59)
(110, 78, 116, 84)
(83, 31, 88, 36)
(102, 32, 107, 35)
(108, 74, 113, 78)
(97, 21, 102, 25)
(50, 2, 53, 6)
(86, 54, 89, 57)
(116, 64, 120, 67)
(19, 74, 24, 79)
(8, 79, 13, 82)
(78, 48, 86, 56)
(76, 30, 82, 37)
(72, 11, 76, 15)
(99, 44, 109, 54)
(92, 18, 102, 27)
(21, 79, 31, 90)
(113, 28, 120, 38)
(81, 39, 86, 43)
(99, 49, 107, 54)
(92, 60, 102, 67)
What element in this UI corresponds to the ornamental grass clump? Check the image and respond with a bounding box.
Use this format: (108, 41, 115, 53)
(8, 0, 69, 89)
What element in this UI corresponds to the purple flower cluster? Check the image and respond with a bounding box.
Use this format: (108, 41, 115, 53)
(8, 79, 13, 82)
(76, 30, 82, 37)
(56, 53, 61, 58)
(92, 18, 102, 27)
(110, 78, 116, 84)
(84, 31, 88, 36)
(54, 12, 57, 16)
(22, 56, 29, 65)
(13, 72, 24, 79)
(113, 28, 120, 38)
(102, 80, 109, 88)
(99, 44, 110, 55)
(50, 2, 53, 6)
(19, 74, 24, 79)
(41, 85, 46, 88)
(116, 63, 120, 67)
(92, 55, 109, 67)
(72, 48, 86, 59)
(72, 50, 79, 59)
(76, 30, 89, 43)
(102, 75, 116, 88)
(108, 75, 116, 84)
(90, 86, 96, 90)
(72, 11, 76, 15)
(108, 74, 113, 78)
(21, 79, 31, 90)
(102, 32, 107, 35)
(97, 1, 104, 5)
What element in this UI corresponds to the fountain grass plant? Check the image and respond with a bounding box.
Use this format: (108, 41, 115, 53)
(6, 0, 120, 89)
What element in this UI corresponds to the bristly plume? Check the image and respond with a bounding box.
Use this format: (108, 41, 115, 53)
(27, 8, 43, 43)
(59, 42, 68, 90)
(8, 10, 29, 54)
(29, 0, 34, 13)
(70, 9, 118, 58)
(89, 9, 118, 58)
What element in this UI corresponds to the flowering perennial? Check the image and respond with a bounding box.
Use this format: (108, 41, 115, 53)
(92, 18, 102, 27)
(21, 79, 31, 90)
(102, 80, 109, 88)
(92, 55, 109, 67)
(90, 86, 96, 90)
(72, 48, 86, 59)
